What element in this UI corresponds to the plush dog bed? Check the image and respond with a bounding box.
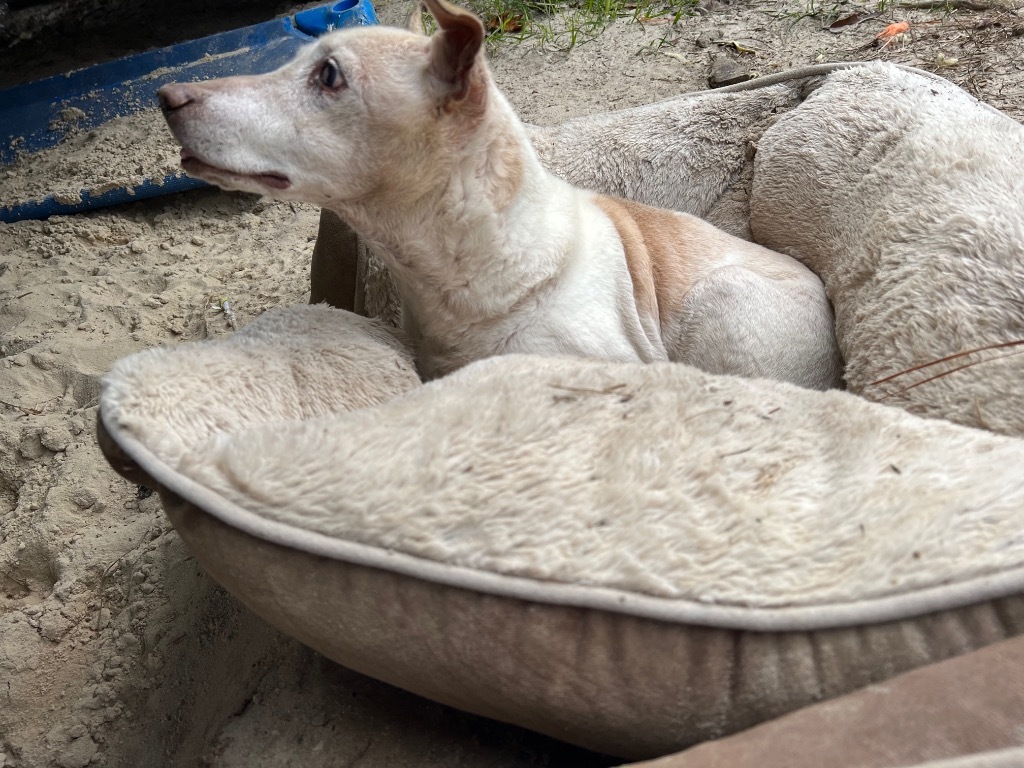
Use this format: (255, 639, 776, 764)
(636, 634, 1024, 767)
(98, 63, 1024, 762)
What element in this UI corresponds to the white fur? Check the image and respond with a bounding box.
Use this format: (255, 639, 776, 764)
(159, 1, 841, 387)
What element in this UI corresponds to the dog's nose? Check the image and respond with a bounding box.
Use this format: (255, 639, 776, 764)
(158, 83, 198, 113)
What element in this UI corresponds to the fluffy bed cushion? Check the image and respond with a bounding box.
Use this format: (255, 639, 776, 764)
(97, 63, 1024, 760)
(751, 64, 1024, 437)
(100, 306, 1024, 759)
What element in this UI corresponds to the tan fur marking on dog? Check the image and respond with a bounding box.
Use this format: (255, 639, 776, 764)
(595, 195, 711, 327)
(484, 126, 524, 211)
(594, 197, 660, 322)
(597, 195, 816, 330)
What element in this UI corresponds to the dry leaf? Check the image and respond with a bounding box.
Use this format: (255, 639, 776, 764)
(714, 40, 759, 55)
(487, 13, 524, 33)
(828, 11, 878, 32)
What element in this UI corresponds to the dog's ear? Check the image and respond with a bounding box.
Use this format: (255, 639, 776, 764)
(405, 2, 428, 34)
(422, 0, 485, 104)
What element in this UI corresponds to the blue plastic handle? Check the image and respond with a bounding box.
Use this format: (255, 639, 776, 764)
(294, 0, 379, 35)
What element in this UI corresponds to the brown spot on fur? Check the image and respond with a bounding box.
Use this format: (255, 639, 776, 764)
(484, 124, 523, 211)
(593, 196, 790, 327)
(595, 195, 718, 327)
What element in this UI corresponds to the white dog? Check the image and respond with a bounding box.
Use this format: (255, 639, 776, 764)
(159, 0, 842, 388)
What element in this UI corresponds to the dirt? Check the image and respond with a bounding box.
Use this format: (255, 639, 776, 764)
(1, 110, 183, 206)
(0, 0, 1022, 766)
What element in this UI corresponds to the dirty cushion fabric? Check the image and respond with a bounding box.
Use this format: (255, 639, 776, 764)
(98, 63, 1024, 760)
(750, 64, 1024, 437)
(630, 635, 1024, 768)
(104, 319, 1024, 613)
(100, 308, 1024, 759)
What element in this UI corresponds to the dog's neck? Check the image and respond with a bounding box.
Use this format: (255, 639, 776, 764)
(329, 85, 575, 333)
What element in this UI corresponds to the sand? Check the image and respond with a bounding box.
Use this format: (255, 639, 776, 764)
(1, 110, 184, 207)
(1, 0, 1022, 765)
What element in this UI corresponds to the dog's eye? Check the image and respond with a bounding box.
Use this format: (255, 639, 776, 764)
(318, 59, 345, 90)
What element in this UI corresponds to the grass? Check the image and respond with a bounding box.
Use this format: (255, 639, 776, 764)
(447, 0, 703, 50)
(439, 0, 995, 52)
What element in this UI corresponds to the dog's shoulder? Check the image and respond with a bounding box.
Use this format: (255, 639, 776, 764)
(590, 195, 708, 326)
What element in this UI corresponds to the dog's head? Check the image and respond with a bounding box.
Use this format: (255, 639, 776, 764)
(159, 0, 489, 210)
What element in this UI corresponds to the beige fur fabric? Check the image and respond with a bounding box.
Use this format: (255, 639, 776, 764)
(100, 305, 1024, 758)
(102, 304, 420, 466)
(103, 307, 1024, 620)
(750, 63, 1024, 436)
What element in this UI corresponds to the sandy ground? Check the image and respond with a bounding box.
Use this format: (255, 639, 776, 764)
(1, 0, 1022, 765)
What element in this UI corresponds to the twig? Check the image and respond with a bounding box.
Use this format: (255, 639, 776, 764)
(718, 446, 753, 458)
(894, 0, 1013, 10)
(877, 348, 1024, 399)
(550, 383, 627, 395)
(0, 396, 60, 417)
(867, 339, 1024, 387)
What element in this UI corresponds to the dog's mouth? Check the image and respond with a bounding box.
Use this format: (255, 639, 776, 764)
(179, 149, 291, 191)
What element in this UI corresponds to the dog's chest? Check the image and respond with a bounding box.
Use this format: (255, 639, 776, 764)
(408, 278, 652, 380)
(407, 308, 533, 380)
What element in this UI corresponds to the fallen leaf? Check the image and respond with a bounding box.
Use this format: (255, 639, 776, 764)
(828, 11, 878, 32)
(712, 39, 759, 55)
(487, 13, 524, 33)
(876, 21, 910, 41)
